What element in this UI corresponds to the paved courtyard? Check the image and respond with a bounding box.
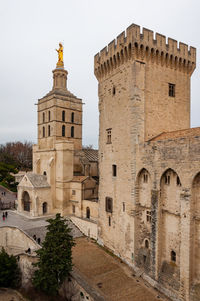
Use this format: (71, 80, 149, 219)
(0, 210, 82, 241)
(0, 209, 170, 301)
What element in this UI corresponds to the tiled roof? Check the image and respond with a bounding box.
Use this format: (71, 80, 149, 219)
(25, 173, 50, 188)
(82, 149, 98, 162)
(149, 127, 200, 142)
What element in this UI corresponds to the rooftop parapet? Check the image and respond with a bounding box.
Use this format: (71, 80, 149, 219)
(94, 24, 196, 79)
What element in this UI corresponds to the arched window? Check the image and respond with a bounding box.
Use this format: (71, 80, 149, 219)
(71, 126, 74, 138)
(62, 110, 65, 122)
(145, 239, 149, 249)
(43, 112, 45, 123)
(71, 112, 74, 123)
(42, 202, 47, 214)
(48, 111, 51, 121)
(171, 250, 176, 262)
(86, 207, 90, 219)
(48, 125, 50, 137)
(62, 125, 65, 137)
(23, 191, 31, 212)
(43, 171, 47, 176)
(43, 126, 45, 138)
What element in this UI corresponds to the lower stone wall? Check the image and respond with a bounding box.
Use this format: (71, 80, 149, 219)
(0, 226, 40, 255)
(70, 216, 97, 240)
(18, 253, 103, 301)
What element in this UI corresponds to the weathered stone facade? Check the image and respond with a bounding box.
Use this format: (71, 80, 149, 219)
(95, 23, 198, 301)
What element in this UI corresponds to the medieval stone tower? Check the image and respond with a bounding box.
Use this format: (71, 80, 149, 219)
(17, 45, 83, 217)
(32, 53, 82, 215)
(94, 24, 197, 301)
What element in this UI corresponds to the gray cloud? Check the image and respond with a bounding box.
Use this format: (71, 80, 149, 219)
(0, 0, 199, 148)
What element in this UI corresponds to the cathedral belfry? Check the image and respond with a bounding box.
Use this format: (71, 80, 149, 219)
(17, 44, 84, 216)
(37, 43, 82, 151)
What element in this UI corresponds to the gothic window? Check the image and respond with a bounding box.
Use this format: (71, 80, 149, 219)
(109, 216, 111, 226)
(106, 128, 112, 144)
(105, 197, 113, 213)
(62, 110, 65, 122)
(71, 112, 74, 123)
(62, 125, 65, 137)
(43, 126, 45, 138)
(43, 112, 45, 123)
(165, 175, 170, 185)
(71, 126, 74, 137)
(43, 171, 47, 176)
(171, 250, 176, 262)
(48, 125, 50, 137)
(72, 205, 75, 214)
(112, 164, 117, 177)
(48, 111, 51, 121)
(112, 86, 116, 96)
(146, 210, 151, 222)
(169, 83, 175, 97)
(123, 202, 125, 212)
(86, 207, 90, 219)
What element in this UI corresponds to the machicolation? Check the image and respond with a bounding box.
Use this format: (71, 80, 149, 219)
(94, 23, 196, 79)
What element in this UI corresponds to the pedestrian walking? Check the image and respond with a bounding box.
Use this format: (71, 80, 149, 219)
(5, 211, 8, 218)
(33, 234, 36, 240)
(2, 213, 5, 221)
(37, 237, 41, 245)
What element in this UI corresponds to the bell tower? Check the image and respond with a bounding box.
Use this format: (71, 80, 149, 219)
(37, 43, 82, 151)
(32, 43, 83, 215)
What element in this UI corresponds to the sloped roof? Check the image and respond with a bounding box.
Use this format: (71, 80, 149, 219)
(149, 127, 200, 142)
(25, 173, 50, 188)
(72, 176, 89, 183)
(82, 149, 98, 162)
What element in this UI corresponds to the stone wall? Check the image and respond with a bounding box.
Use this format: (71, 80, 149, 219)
(70, 216, 97, 240)
(0, 226, 40, 255)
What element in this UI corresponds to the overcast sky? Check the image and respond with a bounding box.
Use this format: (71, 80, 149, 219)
(0, 0, 199, 148)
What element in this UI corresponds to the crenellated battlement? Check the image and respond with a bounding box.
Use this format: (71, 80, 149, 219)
(94, 24, 196, 79)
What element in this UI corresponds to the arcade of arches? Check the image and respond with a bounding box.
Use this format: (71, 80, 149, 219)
(134, 164, 200, 296)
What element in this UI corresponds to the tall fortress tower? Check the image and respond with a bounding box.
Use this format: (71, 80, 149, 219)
(94, 24, 197, 300)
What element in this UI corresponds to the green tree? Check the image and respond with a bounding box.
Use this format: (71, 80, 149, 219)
(32, 214, 75, 296)
(0, 247, 21, 288)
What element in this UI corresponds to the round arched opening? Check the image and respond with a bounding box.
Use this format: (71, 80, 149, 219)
(22, 191, 31, 212)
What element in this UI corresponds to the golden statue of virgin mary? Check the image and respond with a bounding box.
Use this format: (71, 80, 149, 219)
(56, 43, 64, 67)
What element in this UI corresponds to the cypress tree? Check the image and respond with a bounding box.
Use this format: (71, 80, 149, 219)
(32, 213, 75, 296)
